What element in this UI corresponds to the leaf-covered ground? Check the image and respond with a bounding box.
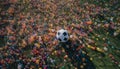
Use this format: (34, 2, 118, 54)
(0, 0, 120, 69)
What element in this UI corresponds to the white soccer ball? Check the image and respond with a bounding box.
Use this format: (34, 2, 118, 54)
(56, 29, 69, 42)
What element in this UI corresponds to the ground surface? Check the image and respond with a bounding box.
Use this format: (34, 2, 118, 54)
(0, 0, 120, 69)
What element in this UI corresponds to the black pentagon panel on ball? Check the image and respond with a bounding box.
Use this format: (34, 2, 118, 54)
(58, 38, 62, 41)
(58, 32, 60, 35)
(64, 38, 67, 41)
(63, 32, 67, 36)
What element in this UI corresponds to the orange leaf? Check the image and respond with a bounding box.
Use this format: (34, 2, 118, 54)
(34, 43, 40, 48)
(28, 35, 35, 44)
(21, 39, 27, 47)
(10, 0, 18, 3)
(29, 18, 34, 23)
(86, 21, 92, 25)
(104, 24, 109, 28)
(8, 7, 14, 14)
(22, 23, 26, 29)
(64, 55, 68, 59)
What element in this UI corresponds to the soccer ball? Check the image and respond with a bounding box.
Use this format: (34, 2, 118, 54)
(56, 29, 69, 42)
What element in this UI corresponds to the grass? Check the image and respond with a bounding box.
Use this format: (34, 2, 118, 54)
(0, 0, 120, 69)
